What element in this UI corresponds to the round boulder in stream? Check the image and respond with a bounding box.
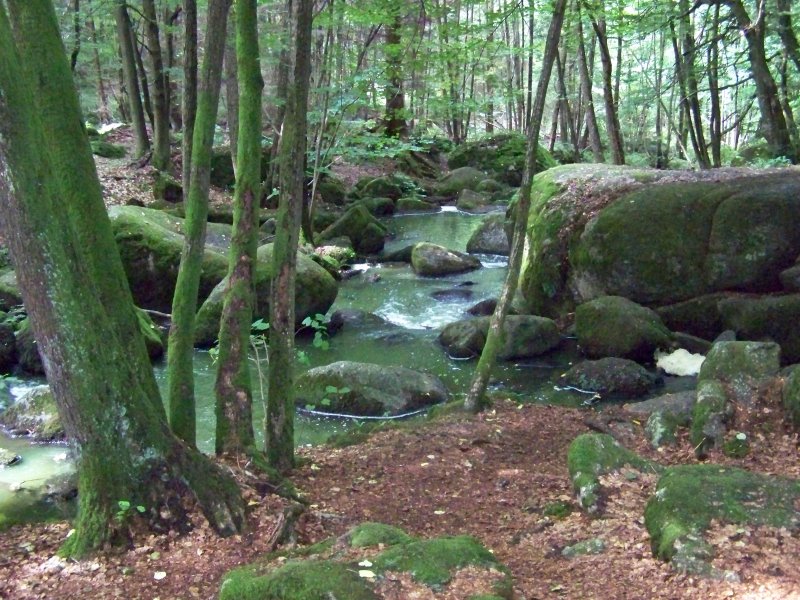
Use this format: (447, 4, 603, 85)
(295, 361, 449, 416)
(439, 315, 561, 359)
(563, 357, 661, 399)
(411, 242, 481, 276)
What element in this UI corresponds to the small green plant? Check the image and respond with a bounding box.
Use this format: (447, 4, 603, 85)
(115, 500, 146, 524)
(305, 384, 351, 412)
(301, 313, 331, 351)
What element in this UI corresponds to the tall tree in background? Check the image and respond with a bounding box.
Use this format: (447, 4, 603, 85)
(167, 0, 232, 446)
(115, 0, 149, 157)
(383, 8, 408, 137)
(182, 0, 198, 194)
(215, 0, 263, 457)
(0, 0, 244, 557)
(465, 0, 568, 413)
(142, 0, 171, 170)
(266, 0, 314, 472)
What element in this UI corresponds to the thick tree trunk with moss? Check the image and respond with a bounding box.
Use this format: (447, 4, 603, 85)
(142, 0, 170, 170)
(465, 0, 567, 413)
(266, 0, 313, 472)
(215, 0, 262, 457)
(114, 1, 149, 157)
(224, 7, 239, 177)
(0, 1, 244, 558)
(167, 0, 232, 446)
(383, 13, 407, 138)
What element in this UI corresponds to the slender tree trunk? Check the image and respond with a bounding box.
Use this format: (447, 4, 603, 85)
(134, 33, 155, 130)
(115, 1, 149, 156)
(267, 0, 313, 472)
(384, 12, 408, 137)
(707, 3, 722, 167)
(182, 0, 197, 194)
(776, 0, 800, 72)
(88, 16, 111, 122)
(589, 12, 625, 164)
(0, 0, 244, 558)
(224, 6, 240, 176)
(142, 0, 171, 170)
(465, 0, 567, 413)
(575, 6, 603, 161)
(70, 0, 80, 72)
(215, 0, 263, 457)
(167, 0, 232, 447)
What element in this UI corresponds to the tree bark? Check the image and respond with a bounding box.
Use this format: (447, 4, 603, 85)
(267, 0, 313, 472)
(383, 12, 408, 138)
(589, 9, 625, 164)
(115, 1, 149, 157)
(142, 0, 171, 170)
(215, 0, 263, 457)
(224, 6, 240, 176)
(182, 0, 198, 194)
(0, 0, 244, 558)
(167, 0, 232, 447)
(88, 16, 111, 123)
(575, 6, 603, 162)
(465, 0, 567, 413)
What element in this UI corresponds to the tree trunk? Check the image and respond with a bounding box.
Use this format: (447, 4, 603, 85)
(70, 0, 80, 72)
(142, 0, 171, 170)
(165, 3, 183, 130)
(589, 11, 625, 165)
(224, 6, 240, 176)
(465, 0, 567, 413)
(134, 33, 155, 130)
(215, 0, 263, 457)
(776, 0, 800, 72)
(383, 13, 407, 137)
(88, 16, 111, 123)
(167, 0, 232, 446)
(182, 0, 198, 194)
(0, 0, 244, 558)
(267, 0, 313, 472)
(575, 6, 603, 162)
(115, 1, 149, 157)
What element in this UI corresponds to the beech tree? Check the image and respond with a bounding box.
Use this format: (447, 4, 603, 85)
(0, 0, 244, 557)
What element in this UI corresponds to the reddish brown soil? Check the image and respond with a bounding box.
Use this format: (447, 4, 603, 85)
(1, 400, 798, 600)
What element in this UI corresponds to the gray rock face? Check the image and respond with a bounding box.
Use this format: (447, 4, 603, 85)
(439, 315, 561, 360)
(563, 357, 661, 399)
(0, 385, 64, 441)
(623, 391, 696, 418)
(295, 361, 449, 416)
(466, 214, 510, 256)
(0, 269, 22, 311)
(411, 243, 482, 277)
(456, 189, 490, 212)
(575, 296, 673, 362)
(718, 294, 800, 363)
(317, 204, 388, 254)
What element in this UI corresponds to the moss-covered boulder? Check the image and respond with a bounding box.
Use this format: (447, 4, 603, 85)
(519, 166, 800, 318)
(411, 242, 482, 276)
(562, 357, 660, 399)
(435, 167, 486, 197)
(295, 361, 448, 416)
(466, 214, 510, 256)
(346, 522, 413, 548)
(90, 140, 126, 158)
(359, 197, 395, 217)
(317, 204, 388, 255)
(194, 244, 337, 346)
(644, 465, 800, 574)
(0, 321, 16, 374)
(447, 132, 557, 186)
(108, 206, 233, 312)
(395, 196, 438, 213)
(624, 391, 695, 448)
(439, 315, 561, 360)
(220, 559, 378, 600)
(575, 296, 673, 362)
(152, 172, 182, 203)
(14, 318, 43, 375)
(316, 174, 348, 205)
(698, 340, 781, 384)
(0, 385, 63, 441)
(359, 175, 405, 201)
(209, 145, 270, 189)
(456, 189, 491, 212)
(567, 433, 659, 512)
(718, 294, 800, 363)
(0, 269, 22, 311)
(655, 293, 730, 341)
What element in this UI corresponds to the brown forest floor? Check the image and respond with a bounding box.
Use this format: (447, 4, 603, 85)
(1, 400, 799, 600)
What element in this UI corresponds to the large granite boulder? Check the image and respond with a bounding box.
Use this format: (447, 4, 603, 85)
(466, 213, 510, 255)
(0, 385, 64, 441)
(562, 357, 661, 399)
(439, 315, 561, 359)
(194, 244, 338, 347)
(520, 165, 800, 318)
(575, 296, 673, 362)
(411, 242, 481, 276)
(108, 206, 232, 312)
(317, 204, 388, 254)
(435, 167, 486, 197)
(718, 294, 800, 363)
(448, 132, 557, 186)
(295, 361, 448, 416)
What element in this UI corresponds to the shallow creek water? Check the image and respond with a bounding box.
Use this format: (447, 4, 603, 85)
(0, 208, 607, 520)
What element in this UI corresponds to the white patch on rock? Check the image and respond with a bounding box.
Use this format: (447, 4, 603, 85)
(655, 348, 705, 377)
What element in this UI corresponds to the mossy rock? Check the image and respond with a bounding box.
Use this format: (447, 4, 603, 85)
(359, 176, 404, 201)
(209, 145, 271, 189)
(699, 341, 781, 385)
(466, 214, 510, 256)
(0, 385, 63, 441)
(153, 172, 182, 203)
(644, 464, 800, 572)
(317, 204, 388, 255)
(347, 522, 413, 548)
(14, 318, 44, 375)
(561, 537, 606, 558)
(90, 140, 126, 159)
(358, 197, 395, 217)
(542, 500, 574, 519)
(411, 242, 482, 277)
(108, 206, 233, 312)
(567, 433, 659, 512)
(194, 244, 338, 347)
(435, 166, 486, 197)
(456, 189, 491, 212)
(316, 175, 347, 205)
(645, 409, 691, 448)
(655, 293, 730, 340)
(0, 269, 22, 311)
(447, 133, 557, 186)
(396, 197, 439, 213)
(562, 357, 660, 399)
(438, 315, 561, 360)
(718, 294, 800, 363)
(372, 535, 503, 587)
(575, 296, 673, 362)
(782, 366, 800, 429)
(690, 379, 730, 456)
(219, 559, 378, 600)
(520, 166, 800, 318)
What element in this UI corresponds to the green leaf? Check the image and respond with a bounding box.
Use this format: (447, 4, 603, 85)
(324, 385, 339, 394)
(321, 398, 332, 407)
(117, 500, 131, 511)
